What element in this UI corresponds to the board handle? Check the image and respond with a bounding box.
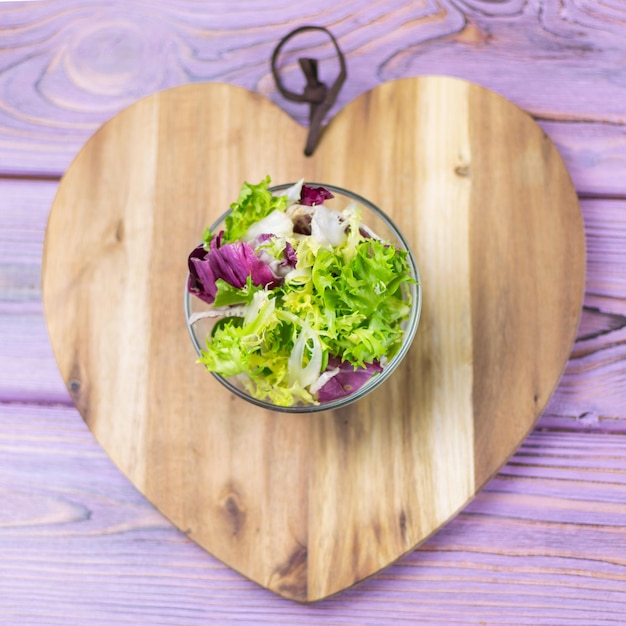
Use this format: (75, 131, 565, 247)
(271, 25, 347, 156)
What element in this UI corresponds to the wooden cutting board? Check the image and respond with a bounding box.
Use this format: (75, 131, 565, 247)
(42, 77, 585, 602)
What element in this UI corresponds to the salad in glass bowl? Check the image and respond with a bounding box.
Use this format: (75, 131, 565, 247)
(185, 176, 421, 413)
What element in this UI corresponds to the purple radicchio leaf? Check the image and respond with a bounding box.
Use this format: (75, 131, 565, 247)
(300, 184, 334, 206)
(316, 357, 383, 402)
(188, 244, 215, 304)
(281, 241, 297, 270)
(187, 232, 279, 304)
(253, 234, 298, 276)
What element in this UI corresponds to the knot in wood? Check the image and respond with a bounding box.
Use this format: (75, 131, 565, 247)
(220, 486, 246, 537)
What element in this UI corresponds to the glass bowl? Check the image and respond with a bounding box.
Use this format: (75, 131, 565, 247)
(184, 182, 422, 413)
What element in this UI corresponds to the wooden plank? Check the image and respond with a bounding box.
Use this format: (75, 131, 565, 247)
(0, 1, 626, 194)
(1, 402, 626, 624)
(0, 179, 57, 296)
(545, 198, 626, 423)
(581, 200, 626, 301)
(1, 179, 623, 425)
(0, 178, 70, 404)
(466, 81, 585, 487)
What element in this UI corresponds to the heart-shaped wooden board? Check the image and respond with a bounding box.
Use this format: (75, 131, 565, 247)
(42, 77, 585, 603)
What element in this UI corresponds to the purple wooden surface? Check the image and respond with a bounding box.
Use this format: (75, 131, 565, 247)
(0, 0, 625, 194)
(2, 403, 626, 626)
(1, 0, 626, 624)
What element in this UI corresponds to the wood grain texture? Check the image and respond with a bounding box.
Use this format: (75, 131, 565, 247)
(0, 178, 71, 405)
(2, 403, 626, 625)
(2, 0, 626, 620)
(41, 78, 584, 601)
(1, 181, 622, 425)
(0, 0, 626, 194)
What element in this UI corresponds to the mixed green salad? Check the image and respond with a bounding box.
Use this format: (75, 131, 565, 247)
(187, 176, 415, 407)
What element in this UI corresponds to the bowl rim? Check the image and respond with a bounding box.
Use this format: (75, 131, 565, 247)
(184, 181, 422, 413)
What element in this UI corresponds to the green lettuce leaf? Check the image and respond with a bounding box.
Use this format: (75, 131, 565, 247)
(281, 235, 414, 368)
(212, 276, 261, 308)
(223, 176, 288, 243)
(198, 290, 318, 407)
